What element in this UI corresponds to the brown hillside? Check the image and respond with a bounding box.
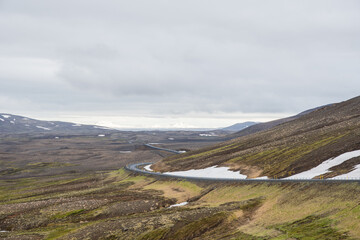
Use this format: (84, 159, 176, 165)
(153, 96, 360, 178)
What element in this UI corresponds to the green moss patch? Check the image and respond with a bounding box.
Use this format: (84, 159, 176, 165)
(51, 209, 85, 220)
(172, 212, 229, 239)
(27, 162, 75, 168)
(0, 167, 22, 175)
(137, 227, 171, 240)
(274, 215, 349, 240)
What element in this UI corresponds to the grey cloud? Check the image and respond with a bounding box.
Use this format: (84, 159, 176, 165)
(0, 0, 359, 120)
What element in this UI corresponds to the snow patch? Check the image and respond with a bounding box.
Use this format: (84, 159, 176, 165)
(98, 134, 105, 137)
(285, 150, 360, 179)
(164, 165, 247, 179)
(0, 118, 4, 122)
(168, 202, 188, 208)
(255, 176, 269, 179)
(36, 126, 51, 131)
(10, 121, 15, 124)
(144, 164, 153, 172)
(72, 124, 82, 127)
(55, 137, 59, 139)
(168, 137, 175, 140)
(2, 115, 11, 118)
(119, 151, 132, 154)
(178, 151, 187, 153)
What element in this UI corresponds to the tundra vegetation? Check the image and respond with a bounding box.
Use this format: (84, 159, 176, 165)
(1, 167, 359, 239)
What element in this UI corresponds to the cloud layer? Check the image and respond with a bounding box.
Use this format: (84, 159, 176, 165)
(0, 0, 359, 127)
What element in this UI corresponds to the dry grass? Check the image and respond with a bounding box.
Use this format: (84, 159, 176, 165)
(143, 180, 203, 202)
(196, 182, 360, 238)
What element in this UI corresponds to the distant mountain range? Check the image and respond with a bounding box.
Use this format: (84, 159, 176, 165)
(0, 103, 333, 137)
(0, 113, 115, 135)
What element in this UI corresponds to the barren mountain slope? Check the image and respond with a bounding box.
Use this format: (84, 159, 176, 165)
(153, 96, 360, 179)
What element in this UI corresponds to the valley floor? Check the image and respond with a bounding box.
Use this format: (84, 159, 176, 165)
(0, 168, 359, 239)
(0, 132, 359, 239)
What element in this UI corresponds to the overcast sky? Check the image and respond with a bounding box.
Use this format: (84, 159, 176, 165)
(0, 0, 359, 129)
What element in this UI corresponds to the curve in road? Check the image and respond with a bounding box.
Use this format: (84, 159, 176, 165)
(125, 162, 360, 184)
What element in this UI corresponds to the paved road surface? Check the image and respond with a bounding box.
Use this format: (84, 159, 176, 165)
(125, 162, 360, 184)
(144, 144, 184, 154)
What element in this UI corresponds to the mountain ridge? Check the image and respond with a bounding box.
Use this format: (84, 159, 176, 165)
(0, 113, 115, 135)
(220, 121, 259, 132)
(229, 104, 332, 138)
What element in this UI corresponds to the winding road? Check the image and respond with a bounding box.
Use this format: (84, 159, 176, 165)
(125, 144, 360, 183)
(125, 163, 360, 184)
(144, 143, 185, 154)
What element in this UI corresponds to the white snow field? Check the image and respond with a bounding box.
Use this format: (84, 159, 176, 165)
(168, 202, 188, 208)
(163, 165, 247, 179)
(285, 150, 360, 179)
